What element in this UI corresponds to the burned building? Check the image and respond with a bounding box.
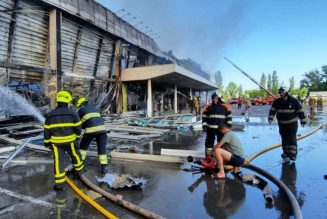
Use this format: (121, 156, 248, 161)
(0, 0, 216, 117)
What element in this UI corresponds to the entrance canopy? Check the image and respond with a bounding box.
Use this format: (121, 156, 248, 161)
(121, 64, 217, 91)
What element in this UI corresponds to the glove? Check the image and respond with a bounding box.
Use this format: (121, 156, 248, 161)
(202, 126, 207, 132)
(194, 160, 203, 165)
(301, 122, 306, 127)
(268, 119, 273, 124)
(227, 123, 232, 128)
(44, 143, 51, 150)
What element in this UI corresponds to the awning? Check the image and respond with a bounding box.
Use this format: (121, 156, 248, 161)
(121, 64, 217, 91)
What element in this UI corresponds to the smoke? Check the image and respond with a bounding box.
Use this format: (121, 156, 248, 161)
(104, 0, 250, 75)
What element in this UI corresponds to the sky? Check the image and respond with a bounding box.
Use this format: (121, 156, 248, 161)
(98, 0, 327, 90)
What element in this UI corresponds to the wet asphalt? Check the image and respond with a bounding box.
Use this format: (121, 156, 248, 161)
(0, 105, 327, 219)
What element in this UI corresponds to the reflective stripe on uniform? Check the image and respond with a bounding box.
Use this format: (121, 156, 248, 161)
(50, 134, 77, 144)
(85, 125, 106, 134)
(44, 121, 81, 129)
(53, 144, 66, 183)
(70, 142, 84, 171)
(277, 109, 296, 113)
(99, 154, 108, 165)
(297, 109, 304, 113)
(209, 115, 226, 119)
(80, 149, 87, 160)
(81, 112, 101, 122)
(227, 121, 232, 124)
(270, 107, 276, 111)
(207, 125, 219, 128)
(278, 117, 298, 124)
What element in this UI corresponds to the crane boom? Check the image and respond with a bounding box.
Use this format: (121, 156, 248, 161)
(224, 57, 276, 98)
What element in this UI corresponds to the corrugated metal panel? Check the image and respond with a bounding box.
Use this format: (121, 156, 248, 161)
(75, 27, 99, 76)
(93, 2, 106, 29)
(61, 17, 79, 73)
(0, 0, 14, 62)
(113, 15, 121, 36)
(78, 0, 94, 23)
(11, 0, 48, 67)
(106, 10, 114, 33)
(59, 0, 78, 14)
(96, 37, 113, 77)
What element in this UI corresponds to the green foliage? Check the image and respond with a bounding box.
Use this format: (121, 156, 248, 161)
(260, 73, 267, 98)
(245, 89, 261, 99)
(289, 76, 295, 94)
(214, 71, 224, 94)
(238, 85, 243, 97)
(225, 82, 238, 98)
(267, 73, 272, 92)
(272, 71, 279, 96)
(300, 69, 325, 91)
(291, 87, 308, 100)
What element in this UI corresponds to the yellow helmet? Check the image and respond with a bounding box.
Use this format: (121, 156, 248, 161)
(56, 90, 72, 103)
(76, 97, 87, 108)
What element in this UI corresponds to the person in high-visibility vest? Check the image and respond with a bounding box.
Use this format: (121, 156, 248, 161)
(44, 90, 84, 191)
(76, 97, 108, 174)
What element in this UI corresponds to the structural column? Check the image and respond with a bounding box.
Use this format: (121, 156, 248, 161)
(174, 85, 178, 114)
(147, 79, 153, 117)
(46, 9, 60, 109)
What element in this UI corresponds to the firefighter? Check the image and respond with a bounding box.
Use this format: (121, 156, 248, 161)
(44, 90, 84, 191)
(76, 97, 108, 174)
(268, 87, 306, 161)
(202, 93, 232, 156)
(196, 96, 202, 115)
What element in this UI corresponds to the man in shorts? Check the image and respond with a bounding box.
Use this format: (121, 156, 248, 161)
(212, 124, 245, 179)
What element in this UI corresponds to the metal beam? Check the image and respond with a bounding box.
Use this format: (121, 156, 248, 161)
(90, 38, 103, 92)
(56, 10, 62, 90)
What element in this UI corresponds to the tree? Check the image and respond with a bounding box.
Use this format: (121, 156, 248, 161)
(272, 71, 279, 96)
(260, 73, 267, 98)
(245, 89, 261, 99)
(292, 87, 308, 100)
(267, 73, 272, 92)
(300, 69, 322, 91)
(225, 82, 238, 98)
(289, 76, 295, 94)
(214, 71, 223, 95)
(238, 85, 243, 98)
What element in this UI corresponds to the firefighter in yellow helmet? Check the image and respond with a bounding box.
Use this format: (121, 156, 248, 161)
(76, 97, 108, 174)
(44, 90, 84, 191)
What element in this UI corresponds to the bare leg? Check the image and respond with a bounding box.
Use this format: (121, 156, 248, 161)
(214, 148, 232, 178)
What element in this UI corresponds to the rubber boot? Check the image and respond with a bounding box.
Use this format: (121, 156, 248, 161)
(53, 183, 66, 191)
(101, 165, 108, 174)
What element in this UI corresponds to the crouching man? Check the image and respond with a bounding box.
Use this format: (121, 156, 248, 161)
(213, 124, 245, 179)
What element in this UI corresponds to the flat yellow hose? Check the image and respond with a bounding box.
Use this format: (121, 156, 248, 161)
(66, 177, 118, 219)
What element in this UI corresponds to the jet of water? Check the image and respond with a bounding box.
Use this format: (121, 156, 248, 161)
(0, 86, 45, 123)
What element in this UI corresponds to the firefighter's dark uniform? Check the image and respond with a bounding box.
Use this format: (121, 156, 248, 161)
(77, 99, 108, 173)
(44, 93, 84, 188)
(269, 93, 306, 160)
(202, 94, 232, 152)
